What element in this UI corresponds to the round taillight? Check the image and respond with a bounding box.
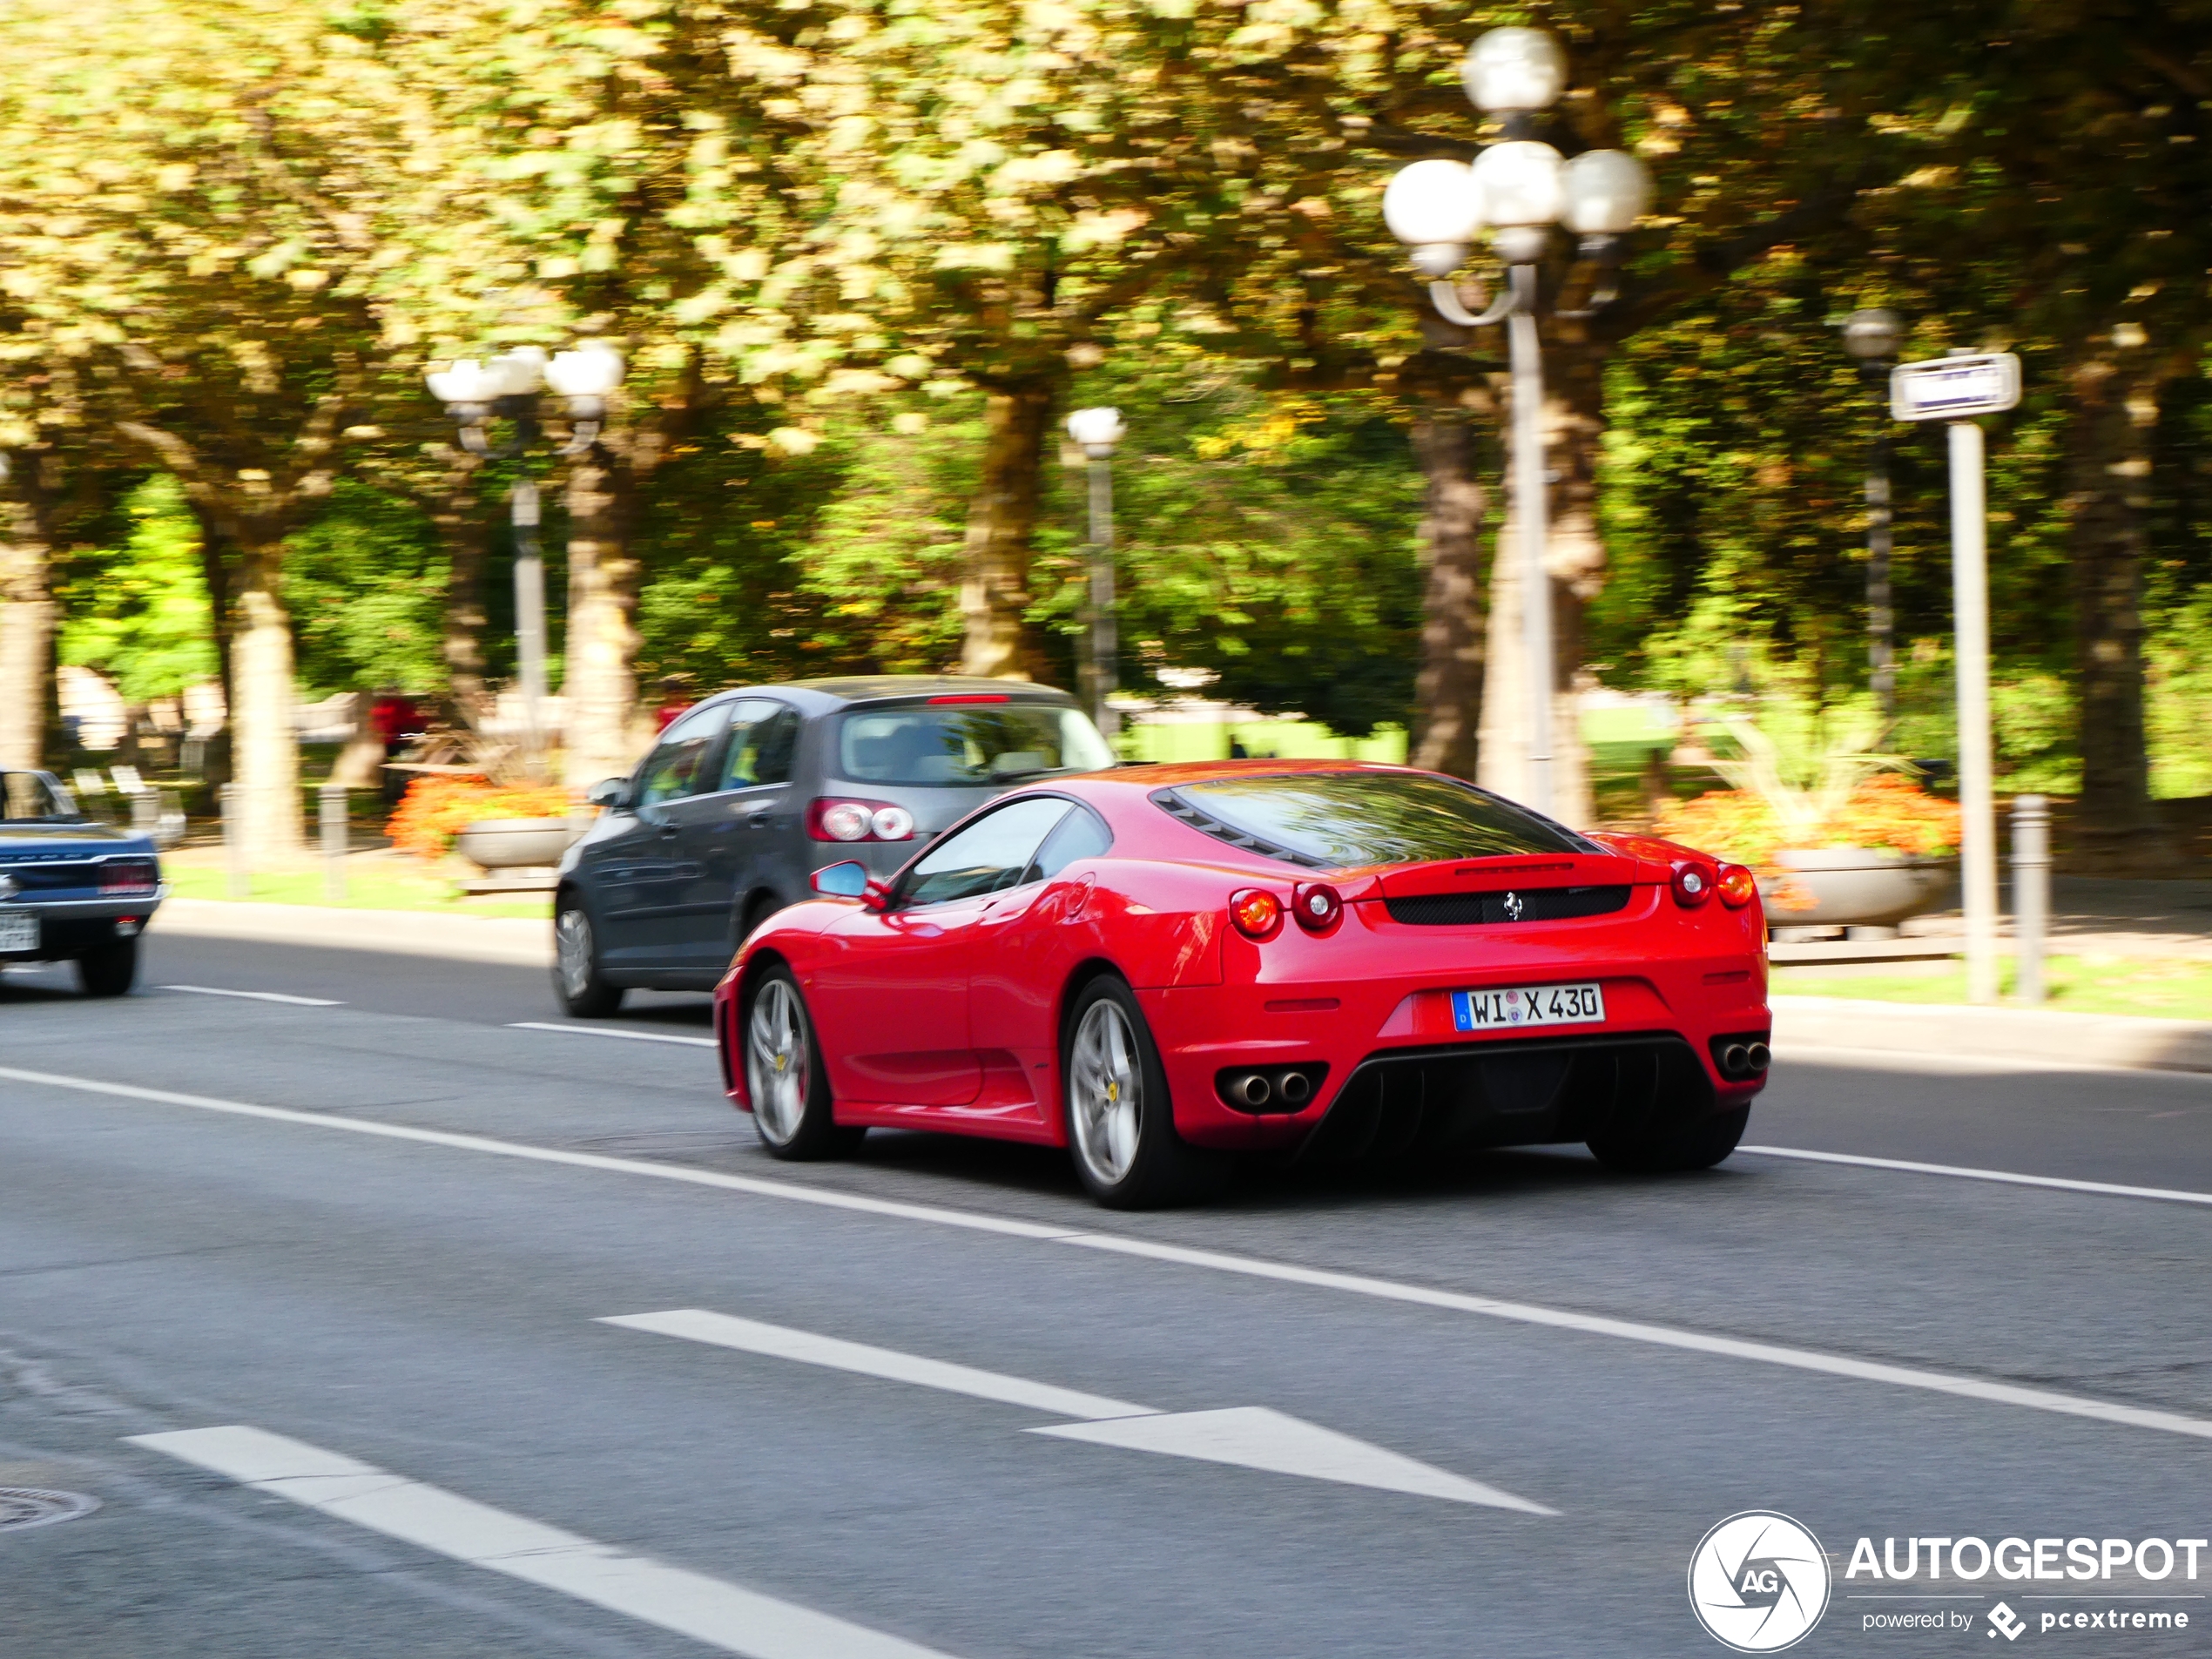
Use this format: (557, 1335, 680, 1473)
(1671, 863, 1713, 907)
(870, 806, 915, 841)
(819, 801, 872, 842)
(1291, 881, 1342, 933)
(1229, 888, 1284, 940)
(1716, 863, 1757, 908)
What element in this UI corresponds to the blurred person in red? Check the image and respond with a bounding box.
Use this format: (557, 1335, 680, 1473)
(654, 677, 691, 732)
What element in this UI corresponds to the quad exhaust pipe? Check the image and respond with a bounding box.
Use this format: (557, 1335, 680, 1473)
(1717, 1041, 1772, 1079)
(1219, 1065, 1327, 1113)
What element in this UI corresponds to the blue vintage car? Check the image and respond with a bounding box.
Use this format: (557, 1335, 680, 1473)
(0, 769, 165, 995)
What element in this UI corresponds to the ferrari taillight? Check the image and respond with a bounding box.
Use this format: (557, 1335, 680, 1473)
(1716, 863, 1757, 908)
(806, 798, 916, 843)
(1671, 862, 1714, 908)
(1229, 888, 1283, 940)
(1291, 881, 1342, 933)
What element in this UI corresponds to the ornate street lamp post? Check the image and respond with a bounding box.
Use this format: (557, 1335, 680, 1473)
(425, 341, 623, 779)
(1066, 406, 1125, 737)
(1843, 308, 1905, 726)
(1381, 26, 1652, 819)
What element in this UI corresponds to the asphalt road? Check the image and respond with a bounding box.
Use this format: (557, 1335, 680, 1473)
(3, 933, 2209, 1657)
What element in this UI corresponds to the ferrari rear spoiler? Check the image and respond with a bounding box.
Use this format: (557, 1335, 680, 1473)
(1344, 850, 1663, 903)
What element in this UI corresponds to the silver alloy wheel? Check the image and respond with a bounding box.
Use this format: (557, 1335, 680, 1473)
(556, 907, 595, 1001)
(747, 978, 810, 1144)
(1069, 998, 1141, 1185)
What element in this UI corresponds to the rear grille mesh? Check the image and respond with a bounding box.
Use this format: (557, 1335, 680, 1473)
(1385, 884, 1632, 926)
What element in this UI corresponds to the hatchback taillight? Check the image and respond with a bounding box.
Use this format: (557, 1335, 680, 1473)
(806, 798, 915, 843)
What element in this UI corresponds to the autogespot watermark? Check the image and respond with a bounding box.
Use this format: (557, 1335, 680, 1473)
(1689, 1516, 2209, 1648)
(1689, 1511, 1834, 1652)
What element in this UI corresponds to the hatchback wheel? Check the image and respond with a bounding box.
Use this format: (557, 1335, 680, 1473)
(1062, 977, 1204, 1209)
(553, 900, 624, 1016)
(745, 967, 862, 1159)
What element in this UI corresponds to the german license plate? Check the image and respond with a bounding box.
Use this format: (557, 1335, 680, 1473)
(1453, 981, 1605, 1031)
(0, 913, 37, 953)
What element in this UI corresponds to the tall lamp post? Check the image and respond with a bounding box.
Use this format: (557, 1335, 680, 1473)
(425, 341, 624, 779)
(1066, 407, 1125, 737)
(1843, 309, 1904, 727)
(1381, 26, 1651, 819)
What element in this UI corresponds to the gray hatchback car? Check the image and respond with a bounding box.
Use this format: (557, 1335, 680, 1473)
(551, 676, 1114, 1015)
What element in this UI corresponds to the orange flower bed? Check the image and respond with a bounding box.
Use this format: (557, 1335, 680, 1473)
(1656, 775, 1962, 872)
(386, 775, 576, 860)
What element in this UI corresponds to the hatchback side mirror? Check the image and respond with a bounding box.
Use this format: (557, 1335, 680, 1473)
(585, 777, 630, 809)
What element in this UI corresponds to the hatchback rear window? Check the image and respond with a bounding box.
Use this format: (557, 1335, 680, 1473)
(837, 703, 1112, 787)
(1155, 772, 1593, 870)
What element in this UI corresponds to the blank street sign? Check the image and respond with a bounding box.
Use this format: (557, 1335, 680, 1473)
(1891, 352, 2021, 421)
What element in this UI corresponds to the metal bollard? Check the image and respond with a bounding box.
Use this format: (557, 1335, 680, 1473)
(2012, 794, 2049, 1005)
(320, 782, 348, 905)
(221, 784, 248, 900)
(129, 788, 159, 838)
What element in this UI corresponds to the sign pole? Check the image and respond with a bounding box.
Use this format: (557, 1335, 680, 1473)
(1948, 417, 2000, 1004)
(1889, 349, 2019, 1008)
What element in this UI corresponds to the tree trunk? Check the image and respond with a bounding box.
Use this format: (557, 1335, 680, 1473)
(1476, 320, 1607, 827)
(959, 384, 1056, 680)
(430, 456, 492, 735)
(1406, 396, 1490, 780)
(563, 453, 642, 786)
(230, 535, 304, 861)
(0, 495, 55, 771)
(2065, 345, 2164, 850)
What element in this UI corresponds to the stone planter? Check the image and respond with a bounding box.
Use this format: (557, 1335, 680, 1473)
(1758, 847, 1955, 930)
(455, 818, 580, 872)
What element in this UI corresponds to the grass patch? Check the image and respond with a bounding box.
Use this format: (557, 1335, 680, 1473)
(166, 864, 551, 921)
(1776, 954, 2212, 1022)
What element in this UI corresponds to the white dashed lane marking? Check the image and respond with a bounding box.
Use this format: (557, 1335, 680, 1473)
(160, 985, 344, 1007)
(132, 1426, 965, 1659)
(510, 1021, 716, 1048)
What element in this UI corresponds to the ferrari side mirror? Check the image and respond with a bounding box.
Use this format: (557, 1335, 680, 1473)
(812, 860, 869, 898)
(585, 776, 630, 809)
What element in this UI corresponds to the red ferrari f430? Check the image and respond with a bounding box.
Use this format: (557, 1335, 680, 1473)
(713, 761, 1770, 1207)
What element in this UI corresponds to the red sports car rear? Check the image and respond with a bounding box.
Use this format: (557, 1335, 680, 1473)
(717, 760, 1769, 1207)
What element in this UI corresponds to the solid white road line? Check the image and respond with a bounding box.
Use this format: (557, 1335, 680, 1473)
(131, 1426, 961, 1659)
(161, 985, 344, 1008)
(1777, 1040, 2212, 1082)
(510, 1021, 717, 1049)
(1739, 1143, 2212, 1208)
(606, 1310, 1550, 1512)
(604, 1310, 1153, 1420)
(13, 1062, 2212, 1445)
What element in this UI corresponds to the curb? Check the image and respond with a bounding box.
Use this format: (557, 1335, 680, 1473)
(1772, 995, 2212, 1076)
(150, 897, 553, 968)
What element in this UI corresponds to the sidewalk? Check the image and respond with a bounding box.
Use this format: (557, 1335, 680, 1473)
(152, 897, 554, 968)
(1895, 876, 2212, 962)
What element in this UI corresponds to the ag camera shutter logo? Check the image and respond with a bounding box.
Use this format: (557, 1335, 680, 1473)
(1689, 1511, 1832, 1651)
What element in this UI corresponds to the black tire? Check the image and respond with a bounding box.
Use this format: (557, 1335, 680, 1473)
(1588, 1104, 1750, 1174)
(1061, 976, 1209, 1209)
(78, 936, 138, 998)
(553, 899, 624, 1017)
(742, 966, 863, 1160)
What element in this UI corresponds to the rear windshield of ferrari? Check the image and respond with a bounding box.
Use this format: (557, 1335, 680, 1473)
(1157, 772, 1592, 870)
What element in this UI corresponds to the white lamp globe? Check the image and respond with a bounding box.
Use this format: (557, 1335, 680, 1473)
(1382, 158, 1484, 248)
(1462, 27, 1567, 115)
(1067, 407, 1125, 453)
(1470, 140, 1566, 229)
(1561, 149, 1653, 236)
(487, 346, 548, 400)
(426, 360, 496, 405)
(1843, 308, 1904, 361)
(547, 341, 625, 398)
